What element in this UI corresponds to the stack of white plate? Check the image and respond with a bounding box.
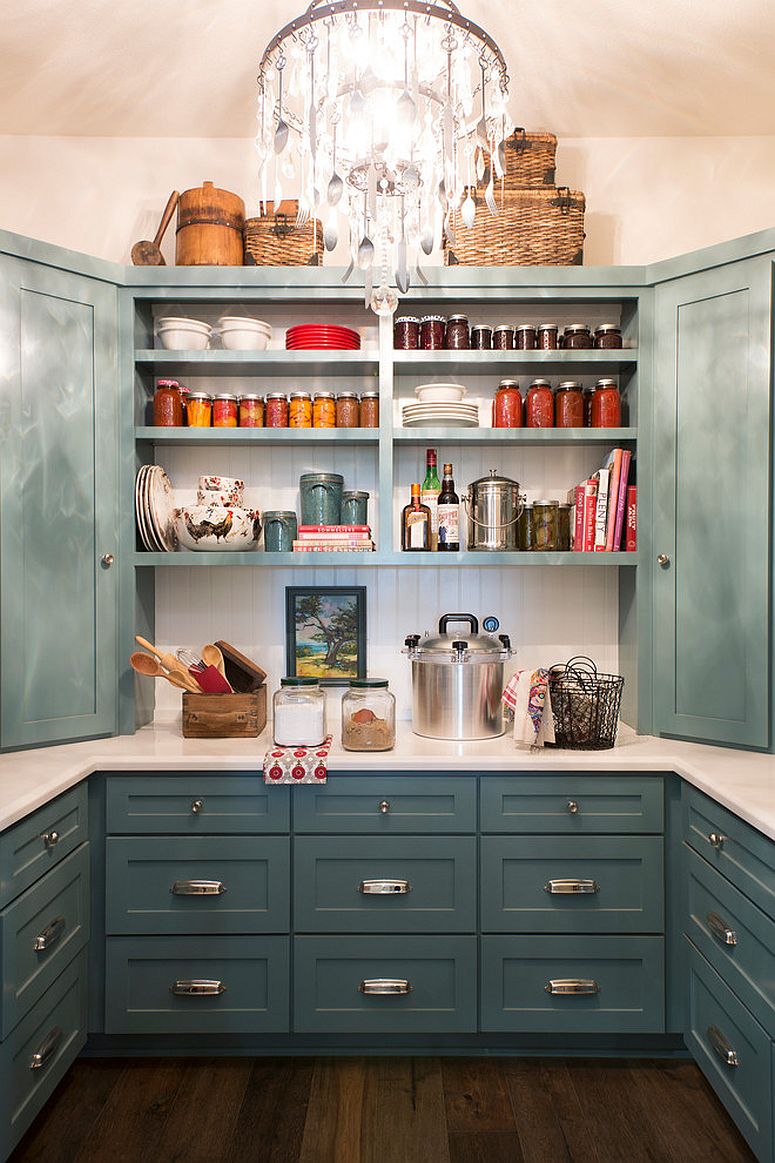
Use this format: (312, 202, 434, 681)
(402, 401, 480, 428)
(217, 316, 272, 351)
(135, 465, 177, 552)
(155, 316, 213, 351)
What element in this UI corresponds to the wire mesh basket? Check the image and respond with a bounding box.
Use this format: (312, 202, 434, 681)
(548, 656, 624, 750)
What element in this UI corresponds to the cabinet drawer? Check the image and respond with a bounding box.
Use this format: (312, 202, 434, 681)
(481, 836, 663, 934)
(683, 787, 775, 920)
(105, 836, 290, 935)
(105, 935, 289, 1034)
(293, 936, 476, 1033)
(480, 775, 663, 834)
(294, 836, 475, 933)
(292, 776, 476, 834)
(686, 844, 775, 1037)
(106, 774, 289, 835)
(1, 844, 89, 1038)
(0, 784, 87, 909)
(480, 935, 665, 1033)
(685, 940, 771, 1162)
(0, 950, 86, 1161)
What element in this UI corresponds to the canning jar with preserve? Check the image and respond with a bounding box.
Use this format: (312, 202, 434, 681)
(525, 379, 554, 427)
(341, 679, 396, 751)
(533, 499, 559, 550)
(186, 392, 212, 427)
(445, 314, 470, 350)
(313, 391, 336, 428)
(493, 324, 514, 350)
(471, 324, 492, 350)
(555, 381, 584, 428)
(537, 323, 558, 350)
(518, 504, 535, 550)
(420, 315, 445, 350)
(493, 380, 523, 428)
(394, 316, 420, 349)
(265, 392, 289, 428)
(515, 324, 537, 350)
(594, 323, 623, 349)
(289, 391, 312, 428)
(359, 390, 379, 428)
(563, 323, 592, 349)
(591, 379, 622, 427)
(336, 391, 360, 428)
(238, 394, 264, 427)
(153, 379, 183, 427)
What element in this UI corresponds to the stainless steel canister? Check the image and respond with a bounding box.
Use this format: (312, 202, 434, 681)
(403, 613, 512, 740)
(464, 469, 523, 551)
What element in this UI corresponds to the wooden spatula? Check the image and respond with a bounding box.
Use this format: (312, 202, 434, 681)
(131, 191, 179, 265)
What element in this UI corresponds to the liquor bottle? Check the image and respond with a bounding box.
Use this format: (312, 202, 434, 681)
(437, 462, 460, 551)
(421, 448, 441, 549)
(401, 483, 432, 551)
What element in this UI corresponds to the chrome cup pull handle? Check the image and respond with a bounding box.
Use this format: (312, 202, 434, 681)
(33, 915, 66, 952)
(708, 1024, 740, 1067)
(170, 979, 226, 997)
(359, 879, 411, 895)
(359, 978, 412, 996)
(708, 832, 726, 849)
(171, 880, 226, 896)
(41, 830, 60, 848)
(545, 979, 600, 996)
(544, 879, 599, 895)
(29, 1026, 63, 1071)
(706, 911, 737, 946)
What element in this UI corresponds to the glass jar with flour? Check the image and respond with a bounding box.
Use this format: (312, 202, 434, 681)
(272, 677, 327, 746)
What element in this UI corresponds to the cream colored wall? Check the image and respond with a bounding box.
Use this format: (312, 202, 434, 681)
(1, 133, 774, 266)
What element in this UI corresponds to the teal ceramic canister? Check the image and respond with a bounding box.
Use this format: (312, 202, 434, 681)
(341, 490, 369, 526)
(263, 510, 298, 552)
(299, 472, 344, 527)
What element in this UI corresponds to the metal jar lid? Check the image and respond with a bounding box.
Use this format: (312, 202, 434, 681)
(557, 380, 582, 390)
(515, 323, 536, 332)
(313, 390, 336, 399)
(360, 389, 380, 399)
(497, 379, 520, 389)
(472, 323, 492, 332)
(447, 313, 469, 323)
(564, 323, 590, 333)
(594, 378, 618, 388)
(528, 378, 552, 388)
(493, 324, 514, 333)
(337, 391, 359, 399)
(534, 499, 559, 507)
(186, 391, 212, 401)
(596, 323, 621, 333)
(238, 393, 263, 402)
(289, 391, 311, 400)
(420, 314, 445, 324)
(538, 322, 558, 330)
(265, 391, 288, 400)
(213, 393, 237, 401)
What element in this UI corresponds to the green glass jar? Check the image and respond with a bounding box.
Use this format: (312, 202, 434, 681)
(518, 504, 535, 551)
(533, 499, 559, 551)
(558, 503, 572, 551)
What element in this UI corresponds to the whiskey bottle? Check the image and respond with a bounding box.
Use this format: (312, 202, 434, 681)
(401, 483, 432, 551)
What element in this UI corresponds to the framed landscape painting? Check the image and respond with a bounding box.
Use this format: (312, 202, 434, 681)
(285, 586, 367, 686)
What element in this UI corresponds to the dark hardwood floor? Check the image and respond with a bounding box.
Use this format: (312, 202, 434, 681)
(11, 1056, 755, 1163)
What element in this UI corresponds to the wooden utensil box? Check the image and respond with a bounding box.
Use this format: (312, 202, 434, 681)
(182, 689, 267, 738)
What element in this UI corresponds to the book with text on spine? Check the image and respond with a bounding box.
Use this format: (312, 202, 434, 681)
(582, 479, 598, 552)
(592, 468, 610, 551)
(625, 486, 637, 551)
(612, 450, 633, 551)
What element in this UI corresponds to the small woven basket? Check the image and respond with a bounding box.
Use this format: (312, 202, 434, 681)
(243, 201, 323, 266)
(486, 128, 558, 187)
(444, 185, 585, 267)
(547, 656, 624, 750)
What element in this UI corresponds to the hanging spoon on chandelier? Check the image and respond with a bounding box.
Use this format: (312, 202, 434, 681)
(274, 58, 290, 155)
(327, 119, 344, 206)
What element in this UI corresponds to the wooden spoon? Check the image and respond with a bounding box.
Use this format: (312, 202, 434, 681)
(135, 635, 201, 692)
(131, 191, 179, 266)
(129, 651, 192, 691)
(201, 644, 228, 680)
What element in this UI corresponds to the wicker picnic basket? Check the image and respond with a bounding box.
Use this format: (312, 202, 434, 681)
(444, 185, 585, 267)
(486, 128, 558, 187)
(243, 201, 323, 266)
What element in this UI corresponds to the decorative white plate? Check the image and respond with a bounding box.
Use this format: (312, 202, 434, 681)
(146, 466, 177, 551)
(135, 466, 155, 551)
(403, 415, 479, 428)
(141, 467, 164, 552)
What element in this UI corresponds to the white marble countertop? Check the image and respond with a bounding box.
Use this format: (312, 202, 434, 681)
(0, 720, 773, 840)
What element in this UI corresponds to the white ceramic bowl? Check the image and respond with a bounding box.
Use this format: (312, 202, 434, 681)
(175, 504, 261, 552)
(218, 316, 271, 331)
(157, 316, 212, 331)
(197, 475, 244, 507)
(414, 382, 467, 403)
(156, 320, 212, 351)
(219, 328, 271, 351)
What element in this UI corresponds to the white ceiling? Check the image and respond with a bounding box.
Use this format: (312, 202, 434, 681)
(2, 0, 774, 138)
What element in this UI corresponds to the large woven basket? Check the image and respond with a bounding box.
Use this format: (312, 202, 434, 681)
(444, 186, 585, 267)
(243, 201, 323, 266)
(486, 129, 558, 187)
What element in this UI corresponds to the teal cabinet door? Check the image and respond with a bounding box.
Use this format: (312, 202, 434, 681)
(0, 255, 118, 748)
(653, 257, 771, 748)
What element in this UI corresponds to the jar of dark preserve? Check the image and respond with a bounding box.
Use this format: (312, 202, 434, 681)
(563, 323, 593, 349)
(594, 324, 623, 349)
(525, 379, 554, 427)
(359, 390, 379, 428)
(394, 316, 420, 349)
(514, 324, 537, 350)
(265, 392, 289, 428)
(493, 380, 522, 428)
(420, 315, 445, 350)
(336, 392, 360, 428)
(537, 323, 558, 350)
(493, 325, 514, 350)
(591, 379, 622, 427)
(445, 314, 470, 350)
(471, 324, 492, 350)
(555, 381, 584, 428)
(153, 379, 183, 427)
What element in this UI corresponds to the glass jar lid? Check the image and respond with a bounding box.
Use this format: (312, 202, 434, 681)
(557, 380, 582, 390)
(280, 676, 319, 687)
(596, 323, 621, 333)
(349, 678, 389, 688)
(420, 314, 445, 323)
(265, 391, 288, 400)
(565, 323, 590, 333)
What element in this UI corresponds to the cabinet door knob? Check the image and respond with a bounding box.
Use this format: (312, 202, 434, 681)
(708, 831, 726, 849)
(657, 553, 671, 568)
(191, 799, 204, 815)
(41, 830, 59, 848)
(378, 800, 390, 814)
(566, 800, 579, 815)
(101, 553, 115, 568)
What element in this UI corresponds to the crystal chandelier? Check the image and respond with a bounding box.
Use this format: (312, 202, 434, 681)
(256, 0, 510, 313)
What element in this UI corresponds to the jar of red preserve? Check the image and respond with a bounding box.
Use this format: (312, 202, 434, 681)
(537, 323, 558, 350)
(265, 392, 289, 428)
(563, 323, 592, 349)
(420, 315, 445, 350)
(594, 323, 623, 349)
(213, 393, 238, 427)
(525, 379, 554, 427)
(238, 394, 264, 427)
(153, 379, 183, 427)
(514, 324, 536, 350)
(555, 381, 584, 428)
(591, 379, 622, 427)
(394, 316, 420, 349)
(493, 380, 523, 428)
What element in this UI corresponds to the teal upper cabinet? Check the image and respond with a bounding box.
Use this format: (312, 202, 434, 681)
(652, 255, 772, 749)
(0, 253, 119, 748)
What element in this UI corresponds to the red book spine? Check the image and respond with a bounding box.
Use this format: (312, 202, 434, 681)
(613, 450, 632, 550)
(625, 486, 637, 551)
(573, 484, 585, 552)
(582, 481, 598, 552)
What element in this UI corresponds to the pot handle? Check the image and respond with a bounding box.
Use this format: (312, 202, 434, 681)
(439, 613, 479, 636)
(462, 493, 524, 529)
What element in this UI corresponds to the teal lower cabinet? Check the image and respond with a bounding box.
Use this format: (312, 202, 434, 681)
(0, 783, 88, 909)
(104, 935, 289, 1034)
(480, 935, 665, 1033)
(293, 935, 477, 1034)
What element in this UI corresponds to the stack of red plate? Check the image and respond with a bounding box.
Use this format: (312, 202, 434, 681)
(286, 324, 361, 350)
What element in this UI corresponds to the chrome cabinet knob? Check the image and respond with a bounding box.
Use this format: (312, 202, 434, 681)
(566, 800, 579, 815)
(41, 830, 59, 848)
(101, 553, 115, 568)
(378, 800, 390, 814)
(191, 799, 204, 815)
(657, 553, 671, 568)
(708, 831, 726, 849)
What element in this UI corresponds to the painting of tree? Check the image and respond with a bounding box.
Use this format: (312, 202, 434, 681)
(286, 587, 366, 684)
